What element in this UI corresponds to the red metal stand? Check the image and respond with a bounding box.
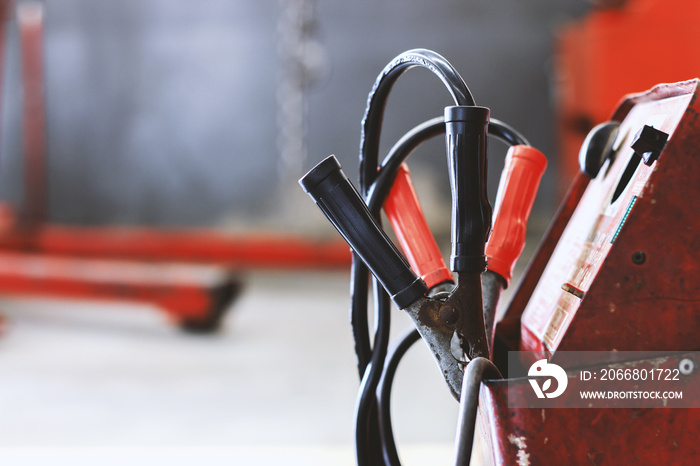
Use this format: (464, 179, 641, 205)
(0, 2, 349, 332)
(0, 251, 242, 332)
(18, 1, 46, 226)
(0, 220, 351, 269)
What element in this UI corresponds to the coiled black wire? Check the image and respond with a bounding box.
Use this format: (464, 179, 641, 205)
(358, 49, 476, 197)
(351, 48, 525, 466)
(363, 117, 525, 466)
(352, 50, 476, 381)
(352, 49, 476, 465)
(453, 358, 503, 465)
(377, 328, 421, 466)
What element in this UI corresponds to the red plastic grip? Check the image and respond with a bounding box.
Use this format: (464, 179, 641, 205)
(384, 163, 454, 289)
(486, 145, 547, 285)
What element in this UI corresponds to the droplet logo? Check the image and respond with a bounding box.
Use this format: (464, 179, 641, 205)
(528, 359, 568, 399)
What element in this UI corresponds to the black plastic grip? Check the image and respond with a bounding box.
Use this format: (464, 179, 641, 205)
(299, 155, 428, 308)
(445, 106, 493, 273)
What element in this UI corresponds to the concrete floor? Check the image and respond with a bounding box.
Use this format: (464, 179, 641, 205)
(0, 269, 465, 465)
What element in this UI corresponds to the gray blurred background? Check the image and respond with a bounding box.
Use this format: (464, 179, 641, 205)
(0, 0, 589, 233)
(0, 1, 597, 463)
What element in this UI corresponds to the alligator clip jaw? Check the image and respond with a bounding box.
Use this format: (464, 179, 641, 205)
(402, 272, 489, 401)
(447, 272, 490, 361)
(403, 296, 464, 399)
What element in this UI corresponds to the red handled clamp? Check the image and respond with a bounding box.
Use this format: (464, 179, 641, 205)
(382, 144, 547, 357)
(384, 163, 454, 291)
(483, 145, 547, 354)
(487, 145, 548, 285)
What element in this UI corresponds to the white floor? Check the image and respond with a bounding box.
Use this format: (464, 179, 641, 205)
(0, 270, 461, 465)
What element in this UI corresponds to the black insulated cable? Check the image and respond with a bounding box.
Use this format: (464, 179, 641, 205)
(377, 328, 421, 466)
(354, 284, 393, 465)
(360, 117, 528, 466)
(452, 358, 502, 466)
(359, 49, 476, 196)
(352, 49, 477, 465)
(348, 48, 528, 466)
